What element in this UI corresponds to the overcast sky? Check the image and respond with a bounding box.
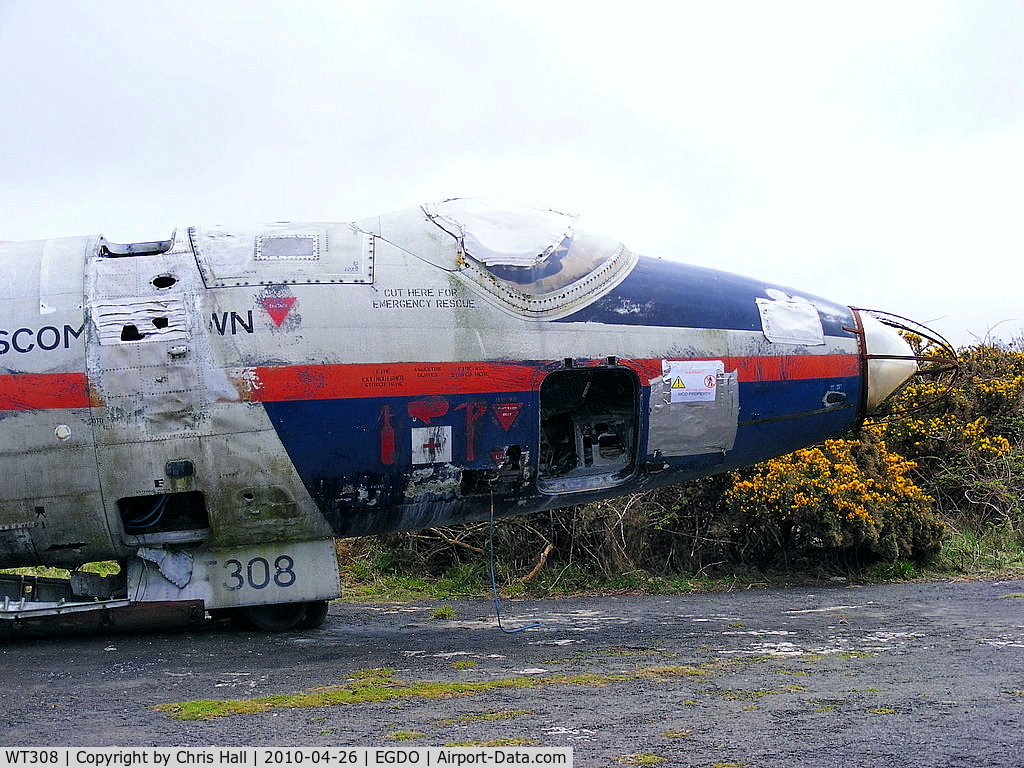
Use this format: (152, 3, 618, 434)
(1, 1, 1021, 347)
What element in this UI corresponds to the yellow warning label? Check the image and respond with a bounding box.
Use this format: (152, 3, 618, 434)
(664, 359, 725, 404)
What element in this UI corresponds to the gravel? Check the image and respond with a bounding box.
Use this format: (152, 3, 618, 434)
(2, 579, 1023, 767)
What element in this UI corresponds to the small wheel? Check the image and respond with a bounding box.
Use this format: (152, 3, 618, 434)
(295, 600, 330, 629)
(241, 602, 308, 631)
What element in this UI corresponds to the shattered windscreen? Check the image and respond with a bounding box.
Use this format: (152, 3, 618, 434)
(425, 199, 627, 297)
(482, 229, 626, 295)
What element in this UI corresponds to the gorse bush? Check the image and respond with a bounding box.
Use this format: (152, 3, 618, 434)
(719, 437, 942, 566)
(869, 341, 1024, 527)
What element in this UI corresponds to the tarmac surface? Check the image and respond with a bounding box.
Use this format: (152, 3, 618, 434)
(2, 579, 1023, 767)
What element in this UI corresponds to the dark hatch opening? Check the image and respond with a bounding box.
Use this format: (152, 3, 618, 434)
(118, 492, 209, 544)
(538, 367, 640, 494)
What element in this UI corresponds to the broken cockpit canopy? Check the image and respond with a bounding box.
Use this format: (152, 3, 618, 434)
(424, 199, 637, 315)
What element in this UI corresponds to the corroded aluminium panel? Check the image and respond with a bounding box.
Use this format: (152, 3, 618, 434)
(0, 236, 110, 568)
(191, 222, 374, 287)
(0, 526, 35, 563)
(84, 229, 330, 552)
(198, 431, 332, 548)
(0, 238, 45, 301)
(87, 239, 207, 445)
(375, 207, 458, 269)
(201, 236, 443, 367)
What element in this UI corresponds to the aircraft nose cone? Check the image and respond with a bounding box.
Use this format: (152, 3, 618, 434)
(859, 311, 919, 413)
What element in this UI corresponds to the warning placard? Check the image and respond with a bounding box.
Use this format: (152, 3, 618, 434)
(663, 360, 724, 403)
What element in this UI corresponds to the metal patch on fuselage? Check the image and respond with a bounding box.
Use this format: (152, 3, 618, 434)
(756, 291, 825, 346)
(256, 233, 320, 261)
(649, 360, 738, 457)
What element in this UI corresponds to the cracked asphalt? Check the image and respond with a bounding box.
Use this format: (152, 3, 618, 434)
(2, 579, 1023, 767)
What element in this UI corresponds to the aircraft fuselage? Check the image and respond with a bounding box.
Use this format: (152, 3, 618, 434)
(0, 200, 917, 631)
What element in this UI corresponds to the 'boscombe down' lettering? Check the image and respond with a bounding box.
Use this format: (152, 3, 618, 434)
(0, 324, 85, 354)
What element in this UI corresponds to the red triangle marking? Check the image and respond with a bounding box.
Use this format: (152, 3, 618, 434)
(261, 296, 296, 327)
(493, 403, 523, 431)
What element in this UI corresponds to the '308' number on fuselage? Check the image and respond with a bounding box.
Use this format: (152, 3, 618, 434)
(223, 555, 296, 591)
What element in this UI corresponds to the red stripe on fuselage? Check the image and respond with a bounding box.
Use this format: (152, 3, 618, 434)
(244, 355, 861, 403)
(0, 373, 91, 411)
(0, 355, 862, 411)
(625, 356, 861, 384)
(733, 354, 861, 382)
(246, 360, 548, 402)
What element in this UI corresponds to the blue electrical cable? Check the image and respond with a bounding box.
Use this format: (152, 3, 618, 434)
(127, 494, 168, 528)
(488, 492, 541, 634)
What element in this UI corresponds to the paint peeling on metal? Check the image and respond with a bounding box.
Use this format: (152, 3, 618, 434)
(404, 464, 462, 500)
(90, 294, 189, 345)
(611, 297, 655, 316)
(137, 546, 193, 588)
(337, 484, 378, 506)
(1, 199, 889, 625)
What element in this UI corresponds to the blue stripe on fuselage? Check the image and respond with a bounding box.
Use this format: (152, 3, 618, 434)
(265, 372, 861, 535)
(559, 256, 855, 337)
